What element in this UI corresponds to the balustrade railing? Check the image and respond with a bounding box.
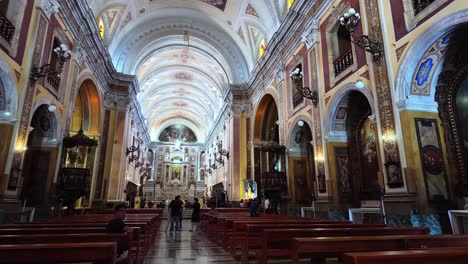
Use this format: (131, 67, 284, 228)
(47, 74, 61, 91)
(412, 0, 436, 15)
(333, 49, 353, 77)
(0, 12, 14, 43)
(293, 93, 304, 108)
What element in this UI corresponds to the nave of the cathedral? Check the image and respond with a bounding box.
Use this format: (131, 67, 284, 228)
(1, 0, 468, 262)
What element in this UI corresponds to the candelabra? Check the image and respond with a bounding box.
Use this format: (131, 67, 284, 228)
(289, 68, 319, 106)
(126, 138, 140, 163)
(217, 140, 229, 159)
(30, 44, 72, 84)
(339, 8, 383, 63)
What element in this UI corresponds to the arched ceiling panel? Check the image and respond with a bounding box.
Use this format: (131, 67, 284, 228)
(90, 0, 282, 142)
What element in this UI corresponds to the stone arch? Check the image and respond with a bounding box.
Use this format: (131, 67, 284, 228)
(0, 55, 18, 123)
(326, 82, 375, 142)
(395, 9, 468, 112)
(253, 92, 280, 142)
(72, 79, 102, 134)
(285, 114, 314, 148)
(29, 99, 61, 145)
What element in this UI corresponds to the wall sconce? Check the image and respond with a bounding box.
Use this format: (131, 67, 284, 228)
(215, 152, 224, 166)
(339, 8, 383, 63)
(30, 44, 72, 84)
(382, 130, 397, 153)
(315, 154, 325, 163)
(47, 103, 57, 112)
(289, 68, 319, 106)
(355, 80, 365, 89)
(126, 137, 140, 164)
(15, 145, 28, 154)
(209, 156, 217, 170)
(217, 140, 229, 159)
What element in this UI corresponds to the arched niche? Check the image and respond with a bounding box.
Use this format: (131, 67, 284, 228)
(0, 54, 18, 123)
(326, 89, 380, 205)
(254, 94, 279, 142)
(287, 118, 315, 205)
(20, 104, 60, 208)
(71, 79, 101, 134)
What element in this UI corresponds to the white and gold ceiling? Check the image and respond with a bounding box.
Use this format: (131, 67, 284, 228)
(90, 0, 292, 142)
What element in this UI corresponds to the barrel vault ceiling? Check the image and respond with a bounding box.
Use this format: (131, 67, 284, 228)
(90, 0, 286, 142)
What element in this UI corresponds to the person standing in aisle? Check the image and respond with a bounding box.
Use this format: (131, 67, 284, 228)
(190, 198, 200, 232)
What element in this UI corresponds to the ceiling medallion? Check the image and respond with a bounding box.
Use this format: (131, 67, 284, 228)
(174, 72, 193, 81)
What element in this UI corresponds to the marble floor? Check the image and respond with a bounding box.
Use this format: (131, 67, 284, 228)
(143, 219, 241, 264)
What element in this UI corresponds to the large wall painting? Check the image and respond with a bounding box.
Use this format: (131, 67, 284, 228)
(360, 119, 379, 187)
(158, 125, 197, 143)
(415, 118, 448, 201)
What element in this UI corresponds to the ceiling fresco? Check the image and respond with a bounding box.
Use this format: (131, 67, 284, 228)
(90, 0, 285, 142)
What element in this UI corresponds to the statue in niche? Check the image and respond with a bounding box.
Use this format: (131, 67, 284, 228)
(39, 115, 50, 132)
(295, 130, 304, 144)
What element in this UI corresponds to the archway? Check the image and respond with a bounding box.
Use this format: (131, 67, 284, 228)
(329, 90, 379, 205)
(287, 119, 315, 205)
(252, 94, 286, 210)
(63, 79, 101, 208)
(0, 55, 18, 191)
(435, 25, 468, 199)
(20, 104, 59, 208)
(254, 94, 279, 142)
(71, 79, 101, 134)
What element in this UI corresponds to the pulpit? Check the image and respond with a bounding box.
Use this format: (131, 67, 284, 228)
(57, 129, 98, 214)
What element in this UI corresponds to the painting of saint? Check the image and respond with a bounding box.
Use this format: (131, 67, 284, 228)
(244, 179, 257, 199)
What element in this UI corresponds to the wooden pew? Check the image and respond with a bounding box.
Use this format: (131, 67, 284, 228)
(0, 242, 116, 264)
(254, 227, 429, 264)
(290, 234, 468, 264)
(342, 248, 468, 264)
(0, 226, 144, 262)
(0, 233, 136, 264)
(1, 221, 152, 255)
(228, 221, 368, 255)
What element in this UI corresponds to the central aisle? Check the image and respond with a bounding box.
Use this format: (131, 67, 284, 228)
(143, 219, 241, 263)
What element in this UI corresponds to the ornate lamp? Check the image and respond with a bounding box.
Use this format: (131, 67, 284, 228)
(339, 8, 383, 63)
(289, 68, 319, 106)
(30, 44, 72, 84)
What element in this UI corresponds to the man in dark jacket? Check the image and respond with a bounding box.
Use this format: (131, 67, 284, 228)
(106, 204, 132, 262)
(168, 195, 183, 231)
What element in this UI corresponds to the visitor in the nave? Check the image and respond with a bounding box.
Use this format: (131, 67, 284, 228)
(190, 197, 201, 232)
(168, 195, 183, 231)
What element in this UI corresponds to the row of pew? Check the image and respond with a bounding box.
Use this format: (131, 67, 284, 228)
(0, 208, 163, 263)
(200, 208, 468, 264)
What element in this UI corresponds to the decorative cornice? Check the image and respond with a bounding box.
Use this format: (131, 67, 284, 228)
(301, 19, 319, 50)
(247, 0, 333, 100)
(39, 0, 60, 20)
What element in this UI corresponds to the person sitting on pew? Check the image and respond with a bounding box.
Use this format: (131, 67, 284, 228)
(106, 203, 131, 262)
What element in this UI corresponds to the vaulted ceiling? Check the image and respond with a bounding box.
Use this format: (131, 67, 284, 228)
(90, 0, 288, 142)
